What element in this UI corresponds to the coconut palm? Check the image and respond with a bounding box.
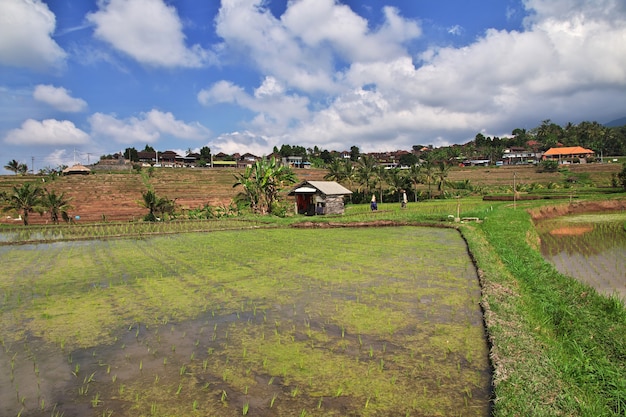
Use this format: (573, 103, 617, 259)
(355, 155, 377, 196)
(324, 159, 345, 182)
(406, 164, 422, 202)
(141, 190, 175, 221)
(41, 189, 73, 224)
(435, 162, 451, 197)
(422, 159, 436, 199)
(386, 168, 409, 202)
(4, 159, 28, 175)
(1, 183, 44, 225)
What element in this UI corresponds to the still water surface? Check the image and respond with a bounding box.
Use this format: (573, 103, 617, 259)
(535, 212, 626, 302)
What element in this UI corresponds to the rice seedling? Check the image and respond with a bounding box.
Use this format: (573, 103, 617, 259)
(0, 226, 494, 416)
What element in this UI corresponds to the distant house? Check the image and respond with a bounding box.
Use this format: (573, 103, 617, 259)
(238, 153, 260, 168)
(542, 146, 595, 164)
(212, 152, 238, 168)
(159, 150, 178, 166)
(502, 147, 543, 165)
(288, 181, 352, 215)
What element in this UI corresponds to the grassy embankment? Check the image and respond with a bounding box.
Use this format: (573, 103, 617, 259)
(461, 201, 626, 416)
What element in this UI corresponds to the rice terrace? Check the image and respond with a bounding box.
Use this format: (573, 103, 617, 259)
(1, 163, 626, 416)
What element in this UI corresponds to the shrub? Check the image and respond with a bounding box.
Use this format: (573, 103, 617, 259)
(537, 160, 559, 173)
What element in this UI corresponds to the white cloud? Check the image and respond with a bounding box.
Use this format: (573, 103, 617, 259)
(447, 25, 463, 36)
(199, 77, 310, 131)
(89, 110, 211, 145)
(33, 85, 87, 112)
(0, 0, 66, 69)
(87, 0, 214, 68)
(4, 119, 90, 146)
(215, 0, 421, 93)
(210, 0, 626, 153)
(210, 130, 273, 156)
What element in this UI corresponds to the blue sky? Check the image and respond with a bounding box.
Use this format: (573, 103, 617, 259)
(1, 0, 625, 172)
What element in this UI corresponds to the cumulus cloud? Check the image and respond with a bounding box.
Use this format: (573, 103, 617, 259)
(215, 0, 421, 93)
(4, 119, 90, 146)
(87, 0, 214, 68)
(89, 110, 211, 145)
(0, 0, 66, 69)
(210, 130, 273, 156)
(208, 0, 626, 152)
(198, 77, 310, 130)
(33, 85, 87, 112)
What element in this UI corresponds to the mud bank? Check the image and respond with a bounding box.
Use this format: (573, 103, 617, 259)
(528, 199, 626, 221)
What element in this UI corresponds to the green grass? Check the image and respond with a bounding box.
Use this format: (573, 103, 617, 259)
(461, 204, 626, 416)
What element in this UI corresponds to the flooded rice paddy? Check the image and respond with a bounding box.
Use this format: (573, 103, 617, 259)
(535, 212, 626, 302)
(0, 227, 491, 416)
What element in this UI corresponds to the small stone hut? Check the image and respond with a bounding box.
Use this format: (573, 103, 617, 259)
(289, 181, 352, 215)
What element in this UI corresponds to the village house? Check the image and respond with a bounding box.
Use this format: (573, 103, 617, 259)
(289, 181, 352, 215)
(542, 146, 595, 164)
(502, 147, 543, 165)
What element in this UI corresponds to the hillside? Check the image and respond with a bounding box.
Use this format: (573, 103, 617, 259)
(0, 168, 328, 224)
(0, 163, 622, 224)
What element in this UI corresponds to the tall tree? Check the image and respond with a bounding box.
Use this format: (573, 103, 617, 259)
(324, 159, 346, 183)
(1, 183, 44, 225)
(435, 162, 451, 196)
(422, 159, 436, 199)
(386, 169, 408, 202)
(406, 164, 423, 202)
(350, 145, 360, 161)
(41, 189, 73, 224)
(124, 147, 138, 162)
(355, 154, 377, 196)
(199, 146, 211, 160)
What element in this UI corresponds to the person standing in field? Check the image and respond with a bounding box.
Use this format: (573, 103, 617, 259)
(401, 190, 407, 208)
(370, 194, 378, 211)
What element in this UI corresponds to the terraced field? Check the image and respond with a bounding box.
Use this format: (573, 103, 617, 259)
(0, 168, 327, 224)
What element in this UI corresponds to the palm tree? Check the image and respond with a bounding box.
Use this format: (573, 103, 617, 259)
(406, 164, 422, 202)
(435, 162, 451, 197)
(4, 159, 28, 175)
(422, 159, 436, 199)
(141, 190, 175, 221)
(386, 168, 409, 202)
(42, 189, 73, 224)
(324, 159, 345, 183)
(355, 155, 377, 196)
(373, 165, 387, 203)
(1, 183, 44, 225)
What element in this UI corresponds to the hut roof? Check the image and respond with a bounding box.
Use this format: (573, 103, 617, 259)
(62, 164, 91, 175)
(289, 181, 352, 196)
(543, 146, 594, 156)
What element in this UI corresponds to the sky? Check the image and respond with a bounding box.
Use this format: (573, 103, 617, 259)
(1, 0, 625, 172)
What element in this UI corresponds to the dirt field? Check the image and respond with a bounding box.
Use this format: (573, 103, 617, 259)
(0, 168, 328, 224)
